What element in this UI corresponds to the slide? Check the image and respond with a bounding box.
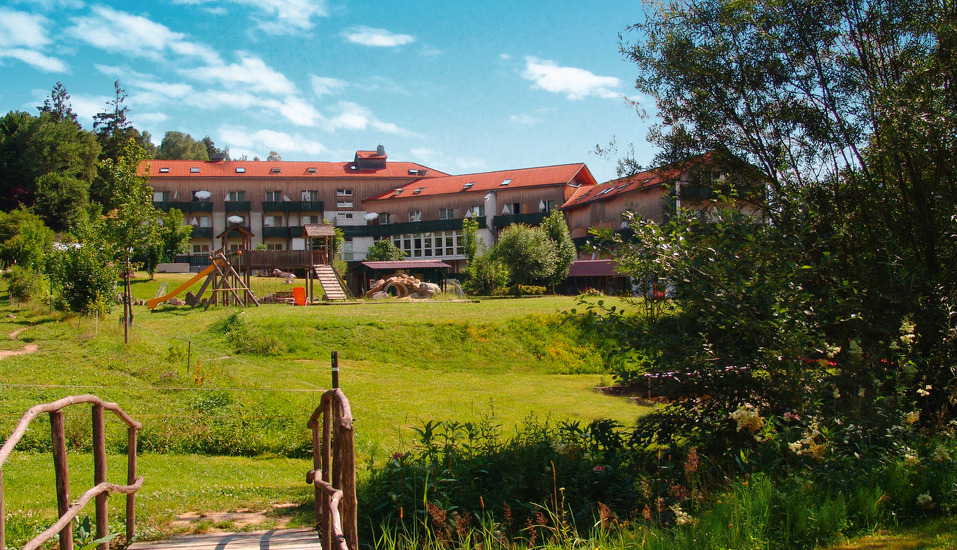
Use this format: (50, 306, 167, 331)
(146, 260, 221, 310)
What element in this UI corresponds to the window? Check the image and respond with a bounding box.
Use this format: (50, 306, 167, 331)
(270, 167, 281, 174)
(379, 213, 391, 224)
(337, 200, 353, 209)
(264, 215, 283, 227)
(235, 167, 246, 173)
(192, 244, 210, 254)
(439, 208, 454, 220)
(229, 244, 241, 251)
(159, 167, 170, 173)
(469, 205, 485, 217)
(302, 190, 319, 202)
(337, 189, 353, 197)
(266, 243, 284, 251)
(302, 215, 320, 224)
(336, 212, 354, 220)
(153, 191, 170, 202)
(226, 191, 246, 202)
(190, 167, 200, 173)
(541, 200, 555, 213)
(265, 190, 282, 202)
(463, 182, 475, 189)
(409, 210, 422, 222)
(500, 178, 512, 186)
(199, 216, 210, 228)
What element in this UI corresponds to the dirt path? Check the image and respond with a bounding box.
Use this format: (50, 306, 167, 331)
(1, 327, 38, 359)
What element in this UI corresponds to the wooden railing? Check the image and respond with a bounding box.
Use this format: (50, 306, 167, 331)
(0, 395, 143, 550)
(306, 357, 356, 550)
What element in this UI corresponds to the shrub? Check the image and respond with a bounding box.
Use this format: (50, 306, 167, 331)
(215, 312, 286, 355)
(6, 266, 43, 303)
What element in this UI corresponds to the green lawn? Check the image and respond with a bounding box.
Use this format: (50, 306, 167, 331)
(0, 275, 644, 541)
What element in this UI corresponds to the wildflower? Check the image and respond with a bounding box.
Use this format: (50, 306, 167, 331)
(917, 385, 932, 397)
(684, 447, 699, 477)
(593, 465, 606, 472)
(931, 445, 951, 463)
(393, 452, 403, 461)
(833, 387, 841, 399)
(904, 411, 920, 425)
(783, 411, 801, 421)
(900, 318, 917, 346)
(826, 344, 842, 358)
(904, 452, 920, 466)
(671, 504, 694, 526)
(917, 493, 934, 510)
(730, 404, 765, 435)
(788, 441, 803, 453)
(858, 387, 866, 398)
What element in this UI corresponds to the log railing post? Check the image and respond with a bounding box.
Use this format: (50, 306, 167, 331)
(1, 468, 6, 550)
(321, 400, 332, 550)
(92, 405, 108, 550)
(50, 411, 72, 550)
(126, 427, 137, 543)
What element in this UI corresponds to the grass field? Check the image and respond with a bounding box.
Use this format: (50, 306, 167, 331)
(0, 274, 647, 541)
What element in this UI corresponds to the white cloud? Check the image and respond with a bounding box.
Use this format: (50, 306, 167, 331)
(342, 26, 414, 47)
(311, 76, 348, 96)
(410, 148, 441, 165)
(66, 6, 221, 64)
(12, 0, 84, 10)
(185, 54, 296, 95)
(1, 48, 67, 72)
(500, 53, 511, 60)
(219, 126, 327, 156)
(0, 8, 51, 48)
(510, 114, 540, 125)
(68, 93, 113, 122)
(325, 101, 417, 136)
(135, 112, 169, 124)
(455, 158, 487, 171)
(172, 0, 327, 34)
(522, 57, 621, 100)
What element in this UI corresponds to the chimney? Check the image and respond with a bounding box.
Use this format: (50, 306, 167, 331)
(377, 144, 385, 156)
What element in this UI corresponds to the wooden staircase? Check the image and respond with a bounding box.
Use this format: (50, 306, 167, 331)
(314, 265, 348, 301)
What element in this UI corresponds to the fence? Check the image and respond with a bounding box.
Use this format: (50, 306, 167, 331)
(0, 395, 143, 550)
(305, 353, 356, 550)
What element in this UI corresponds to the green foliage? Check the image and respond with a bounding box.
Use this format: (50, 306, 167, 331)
(156, 131, 211, 160)
(0, 207, 54, 272)
(493, 224, 557, 287)
(366, 239, 407, 261)
(47, 238, 118, 314)
(5, 265, 43, 303)
(541, 210, 576, 292)
(463, 251, 509, 295)
(99, 139, 163, 265)
(34, 171, 89, 231)
(461, 215, 480, 266)
(512, 284, 547, 295)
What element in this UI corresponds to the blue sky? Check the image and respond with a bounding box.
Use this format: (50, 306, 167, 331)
(0, 0, 655, 183)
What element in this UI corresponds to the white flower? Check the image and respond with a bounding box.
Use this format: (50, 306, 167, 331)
(917, 385, 932, 397)
(931, 445, 951, 463)
(917, 493, 934, 509)
(671, 504, 694, 526)
(730, 404, 765, 434)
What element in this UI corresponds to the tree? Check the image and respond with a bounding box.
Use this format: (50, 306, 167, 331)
(202, 135, 229, 160)
(34, 172, 89, 232)
(365, 239, 406, 261)
(99, 139, 162, 264)
(92, 80, 155, 206)
(0, 207, 54, 273)
(492, 224, 557, 287)
(603, 0, 957, 455)
(266, 151, 282, 161)
(461, 216, 480, 268)
(540, 210, 576, 293)
(48, 230, 118, 314)
(38, 82, 78, 125)
(157, 131, 210, 160)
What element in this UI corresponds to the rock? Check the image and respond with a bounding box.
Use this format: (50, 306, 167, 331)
(369, 291, 388, 300)
(6, 313, 15, 318)
(169, 297, 186, 306)
(185, 291, 196, 306)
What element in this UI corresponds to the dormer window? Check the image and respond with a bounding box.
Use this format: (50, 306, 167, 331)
(412, 187, 425, 194)
(270, 167, 281, 173)
(463, 182, 475, 189)
(306, 167, 317, 174)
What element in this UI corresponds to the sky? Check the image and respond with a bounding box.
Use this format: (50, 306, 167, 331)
(0, 0, 656, 183)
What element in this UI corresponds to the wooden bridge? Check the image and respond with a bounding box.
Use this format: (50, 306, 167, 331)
(0, 357, 356, 550)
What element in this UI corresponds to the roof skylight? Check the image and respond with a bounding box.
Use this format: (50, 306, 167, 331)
(463, 182, 475, 189)
(500, 179, 512, 186)
(413, 187, 425, 194)
(270, 167, 281, 173)
(236, 167, 246, 173)
(159, 167, 170, 173)
(306, 167, 317, 174)
(189, 167, 200, 173)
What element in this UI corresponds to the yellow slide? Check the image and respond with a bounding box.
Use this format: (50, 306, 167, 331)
(146, 260, 221, 310)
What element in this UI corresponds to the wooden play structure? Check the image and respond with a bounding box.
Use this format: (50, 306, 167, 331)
(147, 251, 259, 310)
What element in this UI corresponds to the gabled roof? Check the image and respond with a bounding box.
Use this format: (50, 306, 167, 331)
(561, 167, 673, 210)
(141, 160, 447, 179)
(363, 163, 597, 202)
(361, 260, 451, 270)
(303, 224, 336, 238)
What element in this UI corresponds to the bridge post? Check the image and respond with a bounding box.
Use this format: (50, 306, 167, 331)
(93, 404, 108, 550)
(50, 410, 72, 550)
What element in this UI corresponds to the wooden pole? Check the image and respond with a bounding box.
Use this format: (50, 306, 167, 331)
(331, 351, 339, 389)
(1, 467, 6, 550)
(92, 405, 108, 550)
(126, 427, 137, 543)
(321, 399, 332, 550)
(50, 410, 72, 550)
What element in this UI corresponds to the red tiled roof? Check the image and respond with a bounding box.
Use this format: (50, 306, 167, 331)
(140, 160, 447, 179)
(561, 167, 674, 210)
(363, 163, 597, 202)
(568, 260, 620, 277)
(356, 150, 387, 159)
(362, 260, 451, 270)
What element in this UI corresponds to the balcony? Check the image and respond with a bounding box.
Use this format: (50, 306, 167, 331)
(287, 226, 305, 239)
(262, 201, 324, 212)
(493, 212, 548, 229)
(340, 226, 371, 237)
(262, 226, 290, 238)
(225, 201, 251, 212)
(190, 227, 213, 239)
(370, 217, 487, 237)
(154, 201, 214, 213)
